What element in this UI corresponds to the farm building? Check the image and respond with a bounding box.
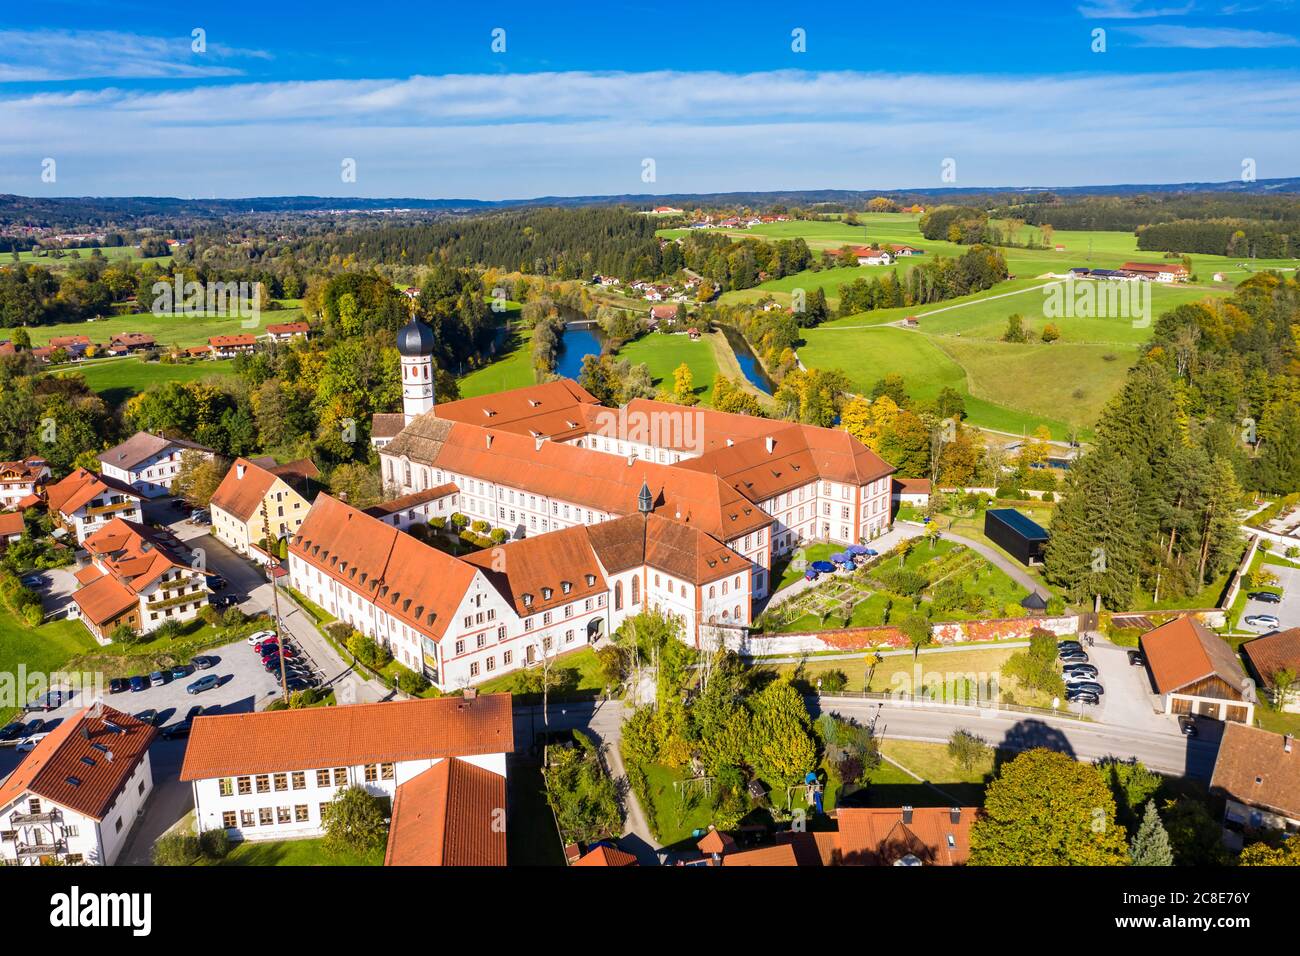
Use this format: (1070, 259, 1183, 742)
(983, 508, 1048, 566)
(1140, 616, 1255, 724)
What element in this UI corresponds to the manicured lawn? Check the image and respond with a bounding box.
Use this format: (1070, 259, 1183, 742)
(615, 331, 720, 404)
(771, 542, 841, 592)
(47, 357, 237, 406)
(773, 644, 1053, 707)
(1256, 709, 1300, 737)
(473, 645, 608, 704)
(217, 837, 383, 866)
(458, 323, 537, 398)
(637, 760, 726, 848)
(0, 603, 98, 720)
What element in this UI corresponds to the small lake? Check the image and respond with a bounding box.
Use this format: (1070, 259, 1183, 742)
(555, 316, 605, 380)
(722, 325, 774, 395)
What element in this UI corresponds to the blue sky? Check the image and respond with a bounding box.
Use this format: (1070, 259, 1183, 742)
(2, 0, 1298, 198)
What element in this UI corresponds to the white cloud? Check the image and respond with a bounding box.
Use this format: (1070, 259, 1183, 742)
(1078, 1, 1196, 18)
(1119, 24, 1300, 46)
(1, 69, 1296, 197)
(0, 29, 270, 82)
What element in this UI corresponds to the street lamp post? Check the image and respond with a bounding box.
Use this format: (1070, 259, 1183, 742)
(260, 498, 289, 704)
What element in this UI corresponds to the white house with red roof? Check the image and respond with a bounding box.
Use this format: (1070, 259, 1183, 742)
(0, 706, 156, 865)
(44, 468, 143, 543)
(0, 456, 49, 509)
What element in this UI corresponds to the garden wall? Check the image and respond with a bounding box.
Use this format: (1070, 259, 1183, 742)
(729, 614, 1079, 657)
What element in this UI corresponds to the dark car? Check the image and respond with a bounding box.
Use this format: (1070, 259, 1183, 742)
(108, 677, 129, 694)
(1065, 679, 1105, 696)
(171, 498, 189, 511)
(1063, 664, 1099, 679)
(1127, 649, 1145, 666)
(129, 675, 149, 693)
(285, 677, 316, 692)
(171, 664, 193, 680)
(161, 721, 191, 739)
(1059, 651, 1090, 664)
(186, 705, 204, 721)
(1248, 591, 1282, 604)
(211, 594, 237, 609)
(1178, 715, 1199, 737)
(186, 675, 220, 695)
(135, 709, 159, 726)
(192, 655, 216, 670)
(1057, 640, 1082, 651)
(0, 721, 25, 741)
(206, 575, 227, 591)
(25, 690, 74, 711)
(20, 573, 45, 588)
(1065, 689, 1099, 705)
(21, 718, 47, 736)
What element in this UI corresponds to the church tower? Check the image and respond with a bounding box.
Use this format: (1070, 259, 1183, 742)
(396, 312, 436, 424)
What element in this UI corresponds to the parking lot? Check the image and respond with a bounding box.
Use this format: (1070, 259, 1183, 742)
(1239, 562, 1300, 635)
(1084, 640, 1175, 733)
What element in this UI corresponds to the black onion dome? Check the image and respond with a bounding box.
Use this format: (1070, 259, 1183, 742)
(396, 317, 435, 357)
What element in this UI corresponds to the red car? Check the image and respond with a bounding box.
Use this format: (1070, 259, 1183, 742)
(254, 638, 278, 654)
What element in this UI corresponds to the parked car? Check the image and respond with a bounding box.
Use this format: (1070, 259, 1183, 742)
(21, 718, 47, 736)
(1065, 689, 1099, 705)
(1057, 640, 1082, 650)
(1178, 715, 1199, 737)
(186, 675, 220, 695)
(189, 509, 209, 523)
(1059, 652, 1090, 665)
(1127, 650, 1145, 666)
(185, 705, 204, 721)
(803, 569, 818, 582)
(285, 677, 315, 692)
(1063, 664, 1099, 679)
(25, 690, 74, 711)
(0, 721, 26, 741)
(1244, 614, 1282, 631)
(135, 709, 158, 726)
(1248, 591, 1283, 604)
(161, 721, 191, 739)
(211, 594, 237, 609)
(149, 671, 167, 687)
(20, 573, 44, 588)
(170, 664, 192, 680)
(255, 637, 279, 652)
(108, 677, 129, 694)
(1065, 679, 1105, 695)
(247, 630, 277, 646)
(16, 734, 48, 752)
(171, 498, 189, 512)
(129, 675, 149, 693)
(206, 575, 227, 591)
(192, 655, 216, 670)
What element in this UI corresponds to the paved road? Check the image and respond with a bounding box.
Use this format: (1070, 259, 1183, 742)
(937, 528, 1047, 599)
(519, 693, 1219, 783)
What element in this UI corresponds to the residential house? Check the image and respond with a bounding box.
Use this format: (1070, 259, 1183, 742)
(98, 431, 216, 498)
(48, 335, 92, 358)
(1120, 261, 1189, 283)
(265, 321, 309, 343)
(71, 518, 208, 642)
(180, 695, 512, 860)
(45, 468, 143, 544)
(0, 706, 156, 865)
(1140, 616, 1255, 723)
(572, 843, 638, 866)
(0, 511, 24, 547)
(0, 456, 49, 509)
(209, 456, 317, 561)
(207, 334, 258, 358)
(1208, 722, 1300, 849)
(108, 332, 155, 352)
(1241, 628, 1300, 713)
(852, 246, 894, 266)
(649, 304, 678, 324)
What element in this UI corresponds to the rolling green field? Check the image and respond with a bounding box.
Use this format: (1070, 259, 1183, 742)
(458, 324, 536, 398)
(48, 356, 238, 405)
(668, 213, 1300, 436)
(617, 332, 720, 404)
(9, 245, 172, 269)
(2, 306, 303, 350)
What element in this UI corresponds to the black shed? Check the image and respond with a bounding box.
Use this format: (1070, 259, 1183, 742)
(984, 508, 1049, 566)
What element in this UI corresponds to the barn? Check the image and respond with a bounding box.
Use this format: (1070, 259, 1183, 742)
(983, 508, 1049, 566)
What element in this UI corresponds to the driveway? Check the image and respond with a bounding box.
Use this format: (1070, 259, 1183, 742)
(29, 565, 81, 622)
(1085, 640, 1174, 734)
(1239, 562, 1300, 634)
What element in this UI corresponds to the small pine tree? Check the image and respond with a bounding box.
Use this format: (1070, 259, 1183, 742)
(1129, 800, 1173, 866)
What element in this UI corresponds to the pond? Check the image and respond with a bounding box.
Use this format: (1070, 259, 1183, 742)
(555, 310, 606, 379)
(721, 325, 774, 395)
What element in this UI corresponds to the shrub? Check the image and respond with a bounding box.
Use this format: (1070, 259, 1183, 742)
(22, 603, 43, 627)
(396, 666, 429, 695)
(154, 619, 184, 639)
(198, 827, 231, 860)
(995, 485, 1025, 500)
(221, 606, 247, 628)
(450, 512, 468, 530)
(1041, 490, 1055, 502)
(818, 669, 848, 694)
(430, 516, 447, 530)
(325, 621, 353, 644)
(110, 622, 138, 644)
(489, 528, 508, 545)
(470, 519, 490, 534)
(153, 831, 203, 866)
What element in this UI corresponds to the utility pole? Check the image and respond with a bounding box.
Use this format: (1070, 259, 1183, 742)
(261, 497, 288, 703)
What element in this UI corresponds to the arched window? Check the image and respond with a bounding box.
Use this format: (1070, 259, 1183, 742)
(708, 586, 715, 599)
(614, 581, 623, 611)
(631, 576, 640, 605)
(734, 605, 741, 620)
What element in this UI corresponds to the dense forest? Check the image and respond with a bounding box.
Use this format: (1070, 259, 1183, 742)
(1136, 220, 1294, 258)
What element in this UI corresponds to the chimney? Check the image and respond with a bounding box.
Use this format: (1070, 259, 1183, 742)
(901, 805, 913, 824)
(1286, 734, 1294, 754)
(236, 463, 246, 479)
(485, 434, 493, 449)
(949, 807, 961, 824)
(765, 436, 775, 454)
(726, 438, 734, 447)
(80, 722, 91, 740)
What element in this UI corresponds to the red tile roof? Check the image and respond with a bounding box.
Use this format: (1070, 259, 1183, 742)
(266, 322, 309, 336)
(721, 843, 800, 866)
(208, 334, 257, 347)
(0, 706, 156, 820)
(462, 524, 607, 616)
(363, 483, 458, 518)
(835, 806, 975, 865)
(573, 844, 638, 866)
(1140, 615, 1247, 695)
(0, 511, 24, 538)
(290, 493, 478, 643)
(45, 468, 141, 517)
(1241, 628, 1300, 690)
(210, 456, 314, 523)
(431, 379, 601, 442)
(179, 695, 514, 780)
(384, 758, 507, 866)
(1210, 722, 1300, 820)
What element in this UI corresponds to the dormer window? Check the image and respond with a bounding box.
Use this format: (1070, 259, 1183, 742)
(541, 587, 553, 600)
(561, 581, 571, 594)
(522, 593, 533, 607)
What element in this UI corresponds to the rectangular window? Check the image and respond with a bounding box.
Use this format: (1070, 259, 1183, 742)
(237, 776, 252, 795)
(274, 773, 288, 792)
(219, 778, 234, 797)
(486, 656, 496, 671)
(381, 763, 395, 780)
(277, 806, 292, 824)
(240, 810, 254, 827)
(222, 811, 238, 829)
(503, 650, 513, 665)
(295, 805, 309, 822)
(470, 661, 480, 677)
(332, 768, 348, 787)
(365, 764, 378, 783)
(316, 769, 331, 788)
(255, 775, 270, 794)
(259, 807, 273, 826)
(292, 771, 306, 790)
